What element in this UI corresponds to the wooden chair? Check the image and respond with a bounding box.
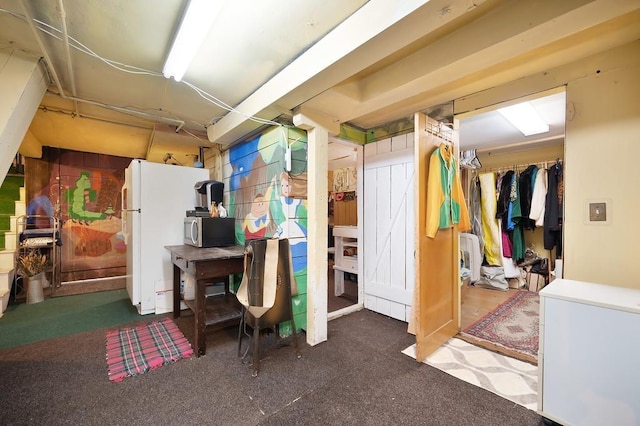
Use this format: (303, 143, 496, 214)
(237, 238, 301, 376)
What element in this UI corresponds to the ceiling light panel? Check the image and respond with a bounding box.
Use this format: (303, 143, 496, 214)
(498, 102, 549, 136)
(163, 0, 225, 82)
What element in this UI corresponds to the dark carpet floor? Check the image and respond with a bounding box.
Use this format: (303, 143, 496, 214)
(0, 309, 544, 425)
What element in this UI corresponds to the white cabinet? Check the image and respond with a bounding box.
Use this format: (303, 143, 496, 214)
(538, 279, 640, 425)
(332, 225, 358, 296)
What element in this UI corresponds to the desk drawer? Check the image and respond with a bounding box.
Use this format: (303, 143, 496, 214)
(195, 257, 244, 280)
(172, 254, 195, 276)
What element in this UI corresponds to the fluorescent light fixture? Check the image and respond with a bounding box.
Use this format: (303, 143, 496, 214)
(163, 0, 224, 82)
(498, 102, 549, 136)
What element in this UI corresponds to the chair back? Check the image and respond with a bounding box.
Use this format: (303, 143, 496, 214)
(237, 238, 296, 327)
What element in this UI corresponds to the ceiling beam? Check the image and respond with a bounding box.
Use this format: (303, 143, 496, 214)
(303, 0, 640, 129)
(292, 105, 340, 134)
(207, 0, 484, 146)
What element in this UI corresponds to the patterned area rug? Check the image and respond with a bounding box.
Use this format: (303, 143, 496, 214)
(105, 318, 193, 382)
(460, 290, 539, 365)
(403, 338, 538, 410)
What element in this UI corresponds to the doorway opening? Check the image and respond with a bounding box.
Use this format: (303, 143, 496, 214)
(327, 137, 362, 317)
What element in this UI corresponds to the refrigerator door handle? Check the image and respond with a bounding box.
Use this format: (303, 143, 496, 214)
(121, 183, 128, 240)
(190, 220, 198, 245)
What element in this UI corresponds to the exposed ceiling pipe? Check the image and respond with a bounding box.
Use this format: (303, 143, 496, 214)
(145, 123, 157, 160)
(59, 94, 186, 129)
(19, 0, 186, 132)
(56, 0, 79, 116)
(39, 105, 155, 131)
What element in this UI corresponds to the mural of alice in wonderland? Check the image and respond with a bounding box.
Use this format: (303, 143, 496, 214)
(228, 127, 308, 275)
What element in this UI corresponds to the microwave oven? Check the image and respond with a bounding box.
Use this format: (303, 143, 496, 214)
(183, 217, 235, 248)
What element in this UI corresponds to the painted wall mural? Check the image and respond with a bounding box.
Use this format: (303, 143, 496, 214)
(26, 149, 130, 282)
(227, 127, 308, 332)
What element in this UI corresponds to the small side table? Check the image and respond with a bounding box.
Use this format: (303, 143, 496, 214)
(165, 244, 245, 357)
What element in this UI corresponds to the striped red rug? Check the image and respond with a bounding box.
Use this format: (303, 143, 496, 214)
(106, 318, 193, 382)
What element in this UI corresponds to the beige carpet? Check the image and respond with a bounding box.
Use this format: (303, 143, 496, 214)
(403, 338, 538, 411)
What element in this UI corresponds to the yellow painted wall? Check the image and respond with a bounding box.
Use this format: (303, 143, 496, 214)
(564, 51, 640, 288)
(456, 40, 640, 289)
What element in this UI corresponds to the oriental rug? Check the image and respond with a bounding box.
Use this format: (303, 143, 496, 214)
(105, 318, 193, 382)
(459, 290, 539, 365)
(402, 338, 538, 410)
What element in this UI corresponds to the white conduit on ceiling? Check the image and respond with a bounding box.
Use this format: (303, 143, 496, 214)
(19, 0, 186, 132)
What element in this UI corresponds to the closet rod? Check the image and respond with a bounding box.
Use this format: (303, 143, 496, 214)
(478, 159, 563, 174)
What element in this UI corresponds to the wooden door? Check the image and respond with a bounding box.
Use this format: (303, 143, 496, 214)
(413, 112, 460, 362)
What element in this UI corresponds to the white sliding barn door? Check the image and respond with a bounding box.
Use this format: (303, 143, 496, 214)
(363, 133, 415, 322)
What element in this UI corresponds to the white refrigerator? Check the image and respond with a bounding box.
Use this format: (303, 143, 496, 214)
(122, 160, 209, 315)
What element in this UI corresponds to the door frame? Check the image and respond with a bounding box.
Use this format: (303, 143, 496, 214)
(328, 138, 364, 321)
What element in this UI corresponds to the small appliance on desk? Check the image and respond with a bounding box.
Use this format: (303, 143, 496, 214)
(184, 180, 235, 247)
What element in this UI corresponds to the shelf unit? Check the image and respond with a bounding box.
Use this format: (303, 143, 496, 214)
(14, 215, 61, 298)
(332, 225, 358, 296)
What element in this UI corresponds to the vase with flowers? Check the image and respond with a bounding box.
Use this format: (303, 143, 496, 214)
(17, 249, 48, 303)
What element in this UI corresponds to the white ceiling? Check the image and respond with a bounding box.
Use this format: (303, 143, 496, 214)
(0, 1, 637, 166)
(458, 91, 566, 152)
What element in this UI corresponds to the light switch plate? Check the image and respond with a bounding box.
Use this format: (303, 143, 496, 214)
(589, 202, 606, 221)
(585, 199, 611, 225)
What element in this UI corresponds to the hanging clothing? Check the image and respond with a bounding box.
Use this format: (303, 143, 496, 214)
(479, 172, 502, 266)
(495, 171, 517, 259)
(501, 231, 513, 258)
(470, 175, 485, 257)
(496, 170, 515, 232)
(499, 221, 522, 279)
(507, 173, 518, 231)
(529, 168, 547, 227)
(425, 143, 471, 238)
(508, 173, 526, 262)
(518, 165, 538, 230)
(544, 163, 563, 256)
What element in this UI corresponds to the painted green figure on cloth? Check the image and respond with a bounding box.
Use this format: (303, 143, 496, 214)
(65, 172, 106, 223)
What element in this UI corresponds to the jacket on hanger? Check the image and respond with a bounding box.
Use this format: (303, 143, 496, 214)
(508, 173, 526, 262)
(518, 165, 538, 230)
(496, 170, 515, 232)
(426, 143, 471, 238)
(544, 162, 563, 255)
(529, 168, 547, 227)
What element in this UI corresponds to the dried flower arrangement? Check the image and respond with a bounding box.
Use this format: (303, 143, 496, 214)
(18, 249, 48, 277)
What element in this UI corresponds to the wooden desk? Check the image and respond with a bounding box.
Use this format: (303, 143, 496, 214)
(165, 245, 245, 357)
